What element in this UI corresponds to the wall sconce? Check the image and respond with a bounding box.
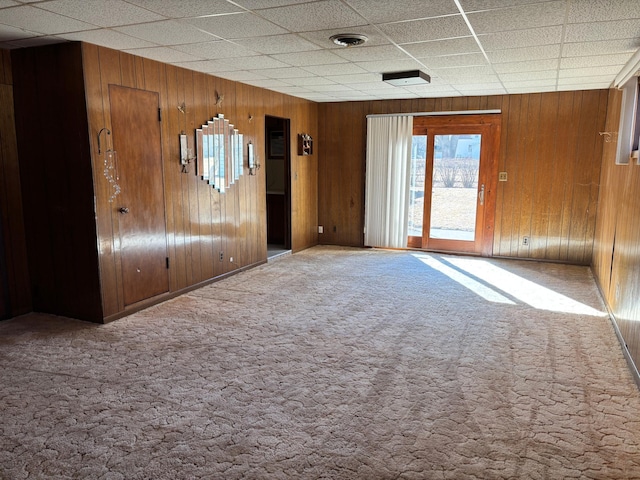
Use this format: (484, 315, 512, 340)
(180, 133, 195, 173)
(298, 133, 313, 155)
(248, 141, 260, 175)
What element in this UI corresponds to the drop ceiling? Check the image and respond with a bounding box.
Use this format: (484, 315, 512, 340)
(1, 0, 639, 102)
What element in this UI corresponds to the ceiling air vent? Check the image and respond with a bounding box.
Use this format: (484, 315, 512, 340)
(330, 34, 368, 47)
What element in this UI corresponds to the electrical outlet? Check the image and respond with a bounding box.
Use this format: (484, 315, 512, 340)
(318, 226, 323, 234)
(219, 251, 224, 262)
(229, 257, 233, 263)
(522, 236, 529, 246)
(499, 172, 508, 181)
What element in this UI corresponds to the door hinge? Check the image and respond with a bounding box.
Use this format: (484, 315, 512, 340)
(158, 108, 162, 122)
(166, 257, 169, 269)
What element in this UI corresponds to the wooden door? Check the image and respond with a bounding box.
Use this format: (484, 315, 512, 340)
(408, 115, 501, 255)
(109, 85, 168, 306)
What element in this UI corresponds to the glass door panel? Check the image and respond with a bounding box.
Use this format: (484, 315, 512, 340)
(408, 135, 427, 237)
(430, 134, 481, 241)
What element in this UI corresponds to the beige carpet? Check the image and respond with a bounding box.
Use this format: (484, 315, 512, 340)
(1, 246, 640, 479)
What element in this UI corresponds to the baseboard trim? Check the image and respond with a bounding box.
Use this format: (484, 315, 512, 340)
(103, 259, 267, 324)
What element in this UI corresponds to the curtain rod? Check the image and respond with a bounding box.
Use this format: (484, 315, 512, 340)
(366, 109, 501, 118)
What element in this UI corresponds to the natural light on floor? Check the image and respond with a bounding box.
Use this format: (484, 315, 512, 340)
(413, 253, 607, 316)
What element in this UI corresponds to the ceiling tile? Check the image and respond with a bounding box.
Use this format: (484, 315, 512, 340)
(378, 15, 470, 44)
(244, 79, 291, 88)
(502, 79, 556, 88)
(565, 19, 640, 43)
(324, 73, 381, 84)
(36, 0, 164, 28)
(281, 76, 337, 86)
(63, 29, 155, 50)
(271, 50, 349, 67)
(424, 53, 488, 69)
(0, 5, 95, 34)
(486, 45, 561, 63)
(173, 41, 256, 59)
(498, 70, 557, 82)
(557, 83, 611, 91)
(559, 66, 622, 78)
(372, 90, 419, 99)
(493, 58, 559, 73)
(233, 34, 322, 54)
(506, 85, 556, 94)
(562, 39, 640, 57)
(2, 35, 63, 48)
(560, 53, 635, 69)
(233, 0, 314, 8)
(302, 63, 368, 75)
(298, 25, 390, 49)
(0, 22, 38, 41)
(401, 37, 480, 57)
(126, 0, 243, 18)
(434, 65, 496, 79)
(345, 0, 459, 23)
(308, 83, 356, 92)
(558, 75, 613, 84)
(256, 0, 368, 32)
(460, 0, 550, 11)
(333, 44, 408, 62)
(403, 84, 459, 94)
(219, 70, 267, 81)
(478, 26, 563, 50)
(567, 0, 640, 23)
(355, 58, 426, 73)
(466, 1, 565, 34)
(186, 12, 287, 38)
(222, 54, 290, 69)
(0, 0, 18, 7)
(115, 20, 217, 45)
(124, 46, 202, 64)
(255, 67, 315, 79)
(170, 59, 237, 72)
(457, 88, 506, 96)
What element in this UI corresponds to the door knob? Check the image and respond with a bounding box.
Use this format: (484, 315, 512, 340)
(119, 207, 130, 214)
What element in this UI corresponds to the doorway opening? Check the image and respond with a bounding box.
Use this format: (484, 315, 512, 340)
(265, 115, 291, 259)
(407, 114, 501, 256)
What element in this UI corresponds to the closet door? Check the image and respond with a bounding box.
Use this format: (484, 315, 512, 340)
(109, 85, 169, 306)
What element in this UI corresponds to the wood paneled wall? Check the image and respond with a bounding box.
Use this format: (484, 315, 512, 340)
(593, 88, 640, 373)
(0, 49, 30, 319)
(318, 90, 608, 264)
(81, 44, 317, 319)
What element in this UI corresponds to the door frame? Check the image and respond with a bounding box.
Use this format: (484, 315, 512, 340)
(265, 115, 292, 250)
(409, 114, 501, 256)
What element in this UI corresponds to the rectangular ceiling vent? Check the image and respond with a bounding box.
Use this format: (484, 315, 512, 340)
(382, 70, 431, 86)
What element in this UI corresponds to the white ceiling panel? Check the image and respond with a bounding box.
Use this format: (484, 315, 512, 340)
(173, 40, 256, 59)
(567, 0, 640, 23)
(424, 53, 488, 69)
(344, 0, 459, 23)
(565, 19, 640, 43)
(486, 44, 561, 63)
(36, 0, 164, 28)
(378, 15, 470, 44)
(256, 0, 368, 32)
(115, 20, 217, 45)
(63, 29, 155, 50)
(185, 12, 287, 38)
(560, 53, 635, 69)
(233, 34, 322, 54)
(1, 0, 638, 102)
(466, 1, 565, 34)
(401, 37, 480, 57)
(493, 58, 559, 73)
(0, 5, 95, 34)
(562, 39, 640, 57)
(478, 26, 563, 50)
(271, 49, 350, 66)
(126, 0, 243, 18)
(256, 67, 316, 79)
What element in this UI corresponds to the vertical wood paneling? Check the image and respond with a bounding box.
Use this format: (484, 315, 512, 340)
(0, 50, 30, 319)
(319, 91, 607, 263)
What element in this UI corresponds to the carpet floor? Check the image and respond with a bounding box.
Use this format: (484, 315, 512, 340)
(1, 246, 640, 479)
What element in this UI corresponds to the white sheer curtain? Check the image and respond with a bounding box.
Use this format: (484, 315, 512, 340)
(364, 115, 413, 248)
